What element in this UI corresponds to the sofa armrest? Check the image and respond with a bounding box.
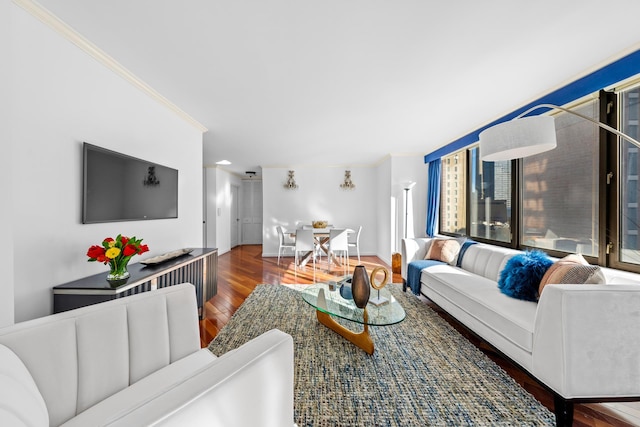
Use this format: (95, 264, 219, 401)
(401, 238, 432, 280)
(532, 284, 640, 399)
(104, 329, 294, 427)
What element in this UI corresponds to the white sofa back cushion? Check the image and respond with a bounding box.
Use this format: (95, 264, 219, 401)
(460, 243, 520, 282)
(0, 283, 200, 426)
(0, 344, 49, 427)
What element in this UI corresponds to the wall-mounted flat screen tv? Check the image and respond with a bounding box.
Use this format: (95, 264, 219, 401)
(82, 142, 178, 224)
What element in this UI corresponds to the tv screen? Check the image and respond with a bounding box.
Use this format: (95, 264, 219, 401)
(82, 142, 178, 224)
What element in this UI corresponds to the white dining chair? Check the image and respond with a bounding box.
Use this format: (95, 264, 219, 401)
(294, 228, 316, 272)
(328, 228, 349, 274)
(276, 225, 296, 265)
(347, 225, 362, 263)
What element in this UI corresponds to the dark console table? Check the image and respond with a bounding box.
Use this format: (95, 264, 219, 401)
(53, 248, 217, 318)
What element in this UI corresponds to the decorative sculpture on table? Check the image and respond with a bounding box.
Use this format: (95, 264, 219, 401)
(351, 265, 371, 308)
(342, 266, 390, 307)
(338, 276, 353, 299)
(368, 267, 389, 306)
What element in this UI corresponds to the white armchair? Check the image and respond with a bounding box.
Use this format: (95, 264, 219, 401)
(0, 283, 294, 427)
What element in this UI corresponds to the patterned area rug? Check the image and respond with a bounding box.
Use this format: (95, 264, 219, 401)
(208, 284, 555, 426)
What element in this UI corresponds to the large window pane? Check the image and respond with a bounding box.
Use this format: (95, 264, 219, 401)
(521, 100, 599, 256)
(620, 87, 640, 264)
(440, 151, 466, 235)
(469, 147, 511, 242)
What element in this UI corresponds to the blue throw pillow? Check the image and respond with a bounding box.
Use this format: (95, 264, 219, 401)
(498, 250, 553, 302)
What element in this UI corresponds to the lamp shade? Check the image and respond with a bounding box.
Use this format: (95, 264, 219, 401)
(479, 115, 557, 162)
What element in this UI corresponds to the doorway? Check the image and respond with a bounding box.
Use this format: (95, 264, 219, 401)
(230, 184, 240, 248)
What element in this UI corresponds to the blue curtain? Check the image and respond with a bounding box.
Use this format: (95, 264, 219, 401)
(426, 159, 441, 237)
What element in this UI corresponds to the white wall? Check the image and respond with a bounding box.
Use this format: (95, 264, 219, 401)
(204, 167, 217, 250)
(391, 155, 429, 249)
(262, 166, 378, 259)
(204, 167, 242, 255)
(368, 155, 428, 265)
(375, 159, 392, 265)
(10, 3, 203, 322)
(1, 0, 14, 328)
(261, 159, 427, 265)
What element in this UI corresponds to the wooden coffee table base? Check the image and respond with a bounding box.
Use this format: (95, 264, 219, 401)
(316, 308, 374, 355)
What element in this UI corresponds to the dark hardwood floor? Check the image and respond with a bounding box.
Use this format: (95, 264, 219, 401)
(199, 244, 636, 427)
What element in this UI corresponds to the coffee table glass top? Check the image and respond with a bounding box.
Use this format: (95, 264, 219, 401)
(300, 282, 405, 326)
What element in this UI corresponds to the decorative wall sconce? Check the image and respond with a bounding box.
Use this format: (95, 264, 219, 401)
(284, 170, 298, 189)
(143, 166, 160, 186)
(340, 170, 355, 190)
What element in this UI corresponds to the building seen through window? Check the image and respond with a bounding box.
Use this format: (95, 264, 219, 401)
(620, 86, 640, 264)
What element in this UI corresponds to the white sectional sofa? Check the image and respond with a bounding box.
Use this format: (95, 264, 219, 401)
(402, 237, 640, 427)
(0, 283, 294, 427)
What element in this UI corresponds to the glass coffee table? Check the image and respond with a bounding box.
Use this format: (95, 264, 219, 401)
(300, 282, 405, 354)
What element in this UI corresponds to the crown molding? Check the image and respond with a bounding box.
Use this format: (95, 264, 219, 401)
(203, 165, 252, 179)
(12, 0, 208, 133)
(261, 152, 425, 170)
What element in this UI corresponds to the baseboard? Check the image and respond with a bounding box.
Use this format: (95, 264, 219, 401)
(263, 252, 373, 258)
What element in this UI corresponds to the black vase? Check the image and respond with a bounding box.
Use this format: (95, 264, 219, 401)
(351, 265, 371, 308)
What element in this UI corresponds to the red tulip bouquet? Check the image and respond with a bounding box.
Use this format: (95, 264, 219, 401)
(87, 235, 149, 284)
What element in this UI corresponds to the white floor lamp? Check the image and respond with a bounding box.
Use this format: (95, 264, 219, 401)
(404, 182, 417, 239)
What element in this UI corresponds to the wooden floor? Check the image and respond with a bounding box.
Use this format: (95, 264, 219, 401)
(199, 245, 636, 427)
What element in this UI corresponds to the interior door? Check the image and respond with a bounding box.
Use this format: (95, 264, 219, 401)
(241, 179, 263, 244)
(230, 184, 239, 248)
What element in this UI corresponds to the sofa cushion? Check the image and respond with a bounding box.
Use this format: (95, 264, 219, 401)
(0, 344, 49, 427)
(600, 267, 640, 284)
(425, 239, 461, 264)
(60, 349, 216, 427)
(0, 319, 78, 427)
(498, 251, 553, 302)
(421, 264, 537, 353)
(407, 260, 444, 295)
(459, 243, 520, 282)
(456, 240, 477, 268)
(0, 283, 202, 427)
(75, 305, 130, 414)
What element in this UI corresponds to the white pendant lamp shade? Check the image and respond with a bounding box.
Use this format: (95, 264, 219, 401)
(479, 115, 557, 162)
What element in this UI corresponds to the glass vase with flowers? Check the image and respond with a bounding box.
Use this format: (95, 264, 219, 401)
(87, 235, 149, 286)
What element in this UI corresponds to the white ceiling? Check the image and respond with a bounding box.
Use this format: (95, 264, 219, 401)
(36, 0, 640, 177)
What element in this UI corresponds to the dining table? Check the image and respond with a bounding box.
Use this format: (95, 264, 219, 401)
(290, 227, 354, 267)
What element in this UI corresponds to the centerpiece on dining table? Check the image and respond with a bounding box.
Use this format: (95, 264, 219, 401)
(312, 220, 328, 228)
(87, 234, 149, 286)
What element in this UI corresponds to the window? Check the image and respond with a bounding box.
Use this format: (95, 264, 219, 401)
(469, 147, 512, 243)
(619, 86, 640, 264)
(521, 100, 600, 257)
(440, 150, 467, 235)
(436, 79, 640, 273)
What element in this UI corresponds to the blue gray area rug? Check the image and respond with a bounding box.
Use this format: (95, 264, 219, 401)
(207, 283, 555, 426)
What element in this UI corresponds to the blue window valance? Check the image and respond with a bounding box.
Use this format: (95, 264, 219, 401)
(424, 49, 640, 164)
